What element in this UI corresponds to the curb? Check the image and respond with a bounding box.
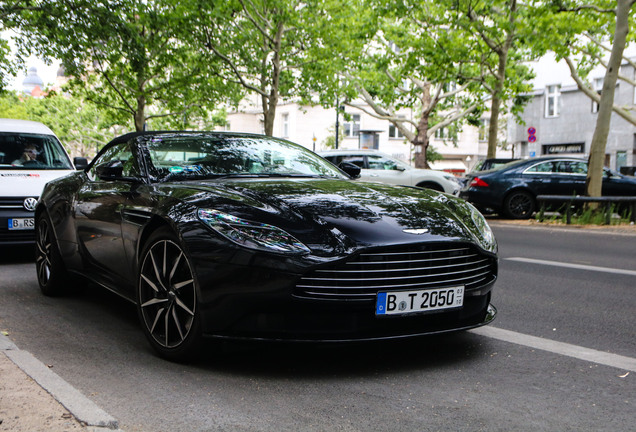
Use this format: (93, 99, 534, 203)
(0, 333, 122, 431)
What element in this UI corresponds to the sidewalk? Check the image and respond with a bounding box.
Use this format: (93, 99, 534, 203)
(487, 218, 636, 235)
(0, 333, 121, 432)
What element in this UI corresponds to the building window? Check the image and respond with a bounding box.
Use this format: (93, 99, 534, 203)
(545, 85, 561, 118)
(478, 119, 489, 142)
(282, 113, 289, 137)
(388, 116, 405, 139)
(617, 151, 627, 171)
(592, 78, 603, 113)
(633, 69, 636, 105)
(344, 114, 360, 137)
(434, 125, 458, 140)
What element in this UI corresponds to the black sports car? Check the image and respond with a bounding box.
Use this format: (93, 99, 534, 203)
(35, 132, 498, 360)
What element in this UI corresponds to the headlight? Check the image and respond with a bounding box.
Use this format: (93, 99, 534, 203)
(467, 204, 497, 253)
(197, 209, 310, 255)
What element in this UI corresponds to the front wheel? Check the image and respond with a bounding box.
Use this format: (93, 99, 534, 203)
(503, 191, 535, 219)
(137, 228, 202, 361)
(35, 212, 70, 296)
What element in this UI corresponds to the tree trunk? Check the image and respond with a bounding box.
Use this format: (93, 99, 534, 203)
(261, 23, 284, 137)
(586, 0, 633, 197)
(413, 83, 432, 169)
(134, 95, 145, 132)
(486, 1, 514, 159)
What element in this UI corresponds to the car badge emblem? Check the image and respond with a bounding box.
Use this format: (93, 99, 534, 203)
(23, 197, 38, 212)
(403, 228, 429, 234)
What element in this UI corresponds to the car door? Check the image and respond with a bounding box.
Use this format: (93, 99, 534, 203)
(521, 161, 558, 195)
(553, 160, 587, 195)
(73, 142, 142, 285)
(364, 154, 411, 185)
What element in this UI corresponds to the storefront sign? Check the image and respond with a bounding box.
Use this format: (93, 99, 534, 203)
(542, 143, 584, 154)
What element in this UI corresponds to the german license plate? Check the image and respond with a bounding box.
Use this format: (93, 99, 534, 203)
(8, 218, 35, 230)
(376, 286, 464, 316)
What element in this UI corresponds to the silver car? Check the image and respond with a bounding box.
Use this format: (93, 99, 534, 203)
(319, 149, 461, 195)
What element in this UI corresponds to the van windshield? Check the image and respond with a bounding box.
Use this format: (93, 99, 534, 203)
(0, 132, 73, 170)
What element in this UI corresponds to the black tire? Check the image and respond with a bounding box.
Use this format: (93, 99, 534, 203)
(137, 228, 202, 362)
(416, 182, 444, 192)
(35, 212, 70, 296)
(503, 190, 535, 219)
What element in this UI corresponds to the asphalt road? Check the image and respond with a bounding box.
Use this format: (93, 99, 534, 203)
(0, 223, 634, 431)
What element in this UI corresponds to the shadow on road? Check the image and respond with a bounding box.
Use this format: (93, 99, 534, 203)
(193, 331, 491, 379)
(0, 244, 35, 264)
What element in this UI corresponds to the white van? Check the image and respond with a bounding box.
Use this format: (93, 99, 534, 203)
(0, 119, 85, 244)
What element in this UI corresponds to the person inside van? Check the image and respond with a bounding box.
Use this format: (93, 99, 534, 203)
(12, 143, 39, 166)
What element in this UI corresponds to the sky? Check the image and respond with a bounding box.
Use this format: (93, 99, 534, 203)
(2, 30, 60, 91)
(10, 57, 61, 91)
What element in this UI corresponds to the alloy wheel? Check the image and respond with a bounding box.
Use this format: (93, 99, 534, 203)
(35, 218, 52, 286)
(138, 239, 197, 349)
(506, 192, 535, 219)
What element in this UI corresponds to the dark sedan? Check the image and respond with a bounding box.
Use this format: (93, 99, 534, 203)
(460, 156, 636, 218)
(36, 131, 498, 361)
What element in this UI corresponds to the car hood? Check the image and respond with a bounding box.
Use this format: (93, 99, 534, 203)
(164, 178, 479, 256)
(0, 169, 75, 197)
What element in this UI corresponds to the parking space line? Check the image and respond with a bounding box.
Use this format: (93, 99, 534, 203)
(471, 326, 636, 372)
(505, 257, 636, 276)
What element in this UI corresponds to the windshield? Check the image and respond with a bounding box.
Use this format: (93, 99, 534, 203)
(145, 134, 348, 181)
(0, 132, 73, 170)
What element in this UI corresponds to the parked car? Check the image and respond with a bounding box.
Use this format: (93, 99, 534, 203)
(458, 158, 520, 187)
(471, 158, 519, 172)
(36, 131, 498, 360)
(0, 119, 87, 244)
(460, 156, 636, 219)
(319, 149, 461, 195)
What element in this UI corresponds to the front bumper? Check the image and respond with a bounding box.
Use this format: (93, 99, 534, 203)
(0, 209, 36, 244)
(192, 256, 497, 342)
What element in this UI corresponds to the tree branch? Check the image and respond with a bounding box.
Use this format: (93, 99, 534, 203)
(565, 56, 636, 125)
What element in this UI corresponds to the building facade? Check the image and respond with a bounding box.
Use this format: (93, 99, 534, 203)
(222, 94, 504, 174)
(508, 55, 636, 172)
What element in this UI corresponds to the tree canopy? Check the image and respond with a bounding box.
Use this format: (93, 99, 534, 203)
(13, 0, 231, 131)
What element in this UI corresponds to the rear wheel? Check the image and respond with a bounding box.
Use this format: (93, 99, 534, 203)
(35, 212, 70, 296)
(503, 191, 535, 219)
(137, 228, 202, 361)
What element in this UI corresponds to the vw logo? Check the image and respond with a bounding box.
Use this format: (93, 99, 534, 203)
(23, 197, 38, 212)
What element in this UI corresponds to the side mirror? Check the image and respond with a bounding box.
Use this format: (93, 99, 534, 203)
(339, 161, 361, 179)
(74, 157, 89, 170)
(95, 160, 139, 183)
(96, 161, 124, 180)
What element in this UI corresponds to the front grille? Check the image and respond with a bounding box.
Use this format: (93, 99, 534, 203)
(0, 197, 24, 210)
(0, 197, 32, 210)
(295, 243, 497, 301)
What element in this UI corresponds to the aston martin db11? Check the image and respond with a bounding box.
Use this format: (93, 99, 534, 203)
(35, 132, 498, 360)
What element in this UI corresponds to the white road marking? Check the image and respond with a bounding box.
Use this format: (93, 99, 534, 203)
(505, 257, 636, 276)
(471, 326, 636, 372)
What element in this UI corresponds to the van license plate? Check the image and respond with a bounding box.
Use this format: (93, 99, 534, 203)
(8, 218, 35, 230)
